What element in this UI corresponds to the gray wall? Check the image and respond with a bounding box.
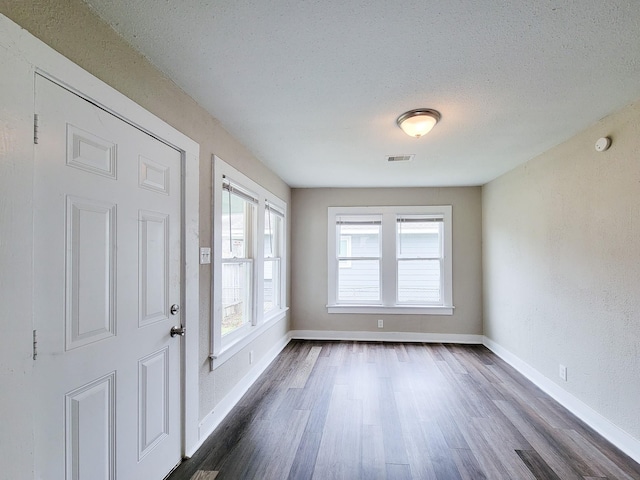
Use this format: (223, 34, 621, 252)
(291, 187, 483, 335)
(483, 100, 640, 441)
(0, 0, 291, 425)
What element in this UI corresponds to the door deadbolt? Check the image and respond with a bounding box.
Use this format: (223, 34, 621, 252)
(170, 304, 180, 315)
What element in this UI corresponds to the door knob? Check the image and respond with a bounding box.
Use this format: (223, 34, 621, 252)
(170, 325, 186, 337)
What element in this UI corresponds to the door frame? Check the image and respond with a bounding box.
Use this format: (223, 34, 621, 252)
(0, 12, 200, 465)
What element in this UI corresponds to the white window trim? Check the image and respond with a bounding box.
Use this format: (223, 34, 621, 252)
(327, 205, 454, 315)
(211, 155, 288, 367)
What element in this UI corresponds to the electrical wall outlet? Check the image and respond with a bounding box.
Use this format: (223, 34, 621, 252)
(377, 319, 383, 328)
(559, 364, 567, 381)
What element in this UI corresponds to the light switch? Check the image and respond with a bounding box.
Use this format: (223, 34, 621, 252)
(200, 247, 211, 264)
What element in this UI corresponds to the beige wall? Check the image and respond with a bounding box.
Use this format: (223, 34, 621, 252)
(0, 0, 291, 423)
(483, 100, 640, 440)
(291, 187, 483, 335)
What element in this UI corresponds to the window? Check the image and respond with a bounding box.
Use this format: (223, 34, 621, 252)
(327, 206, 453, 315)
(336, 215, 381, 302)
(221, 183, 255, 337)
(212, 156, 288, 365)
(396, 215, 443, 304)
(263, 203, 284, 315)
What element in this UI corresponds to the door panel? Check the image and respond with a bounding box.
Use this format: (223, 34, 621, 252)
(139, 210, 170, 326)
(65, 373, 116, 480)
(34, 74, 182, 480)
(138, 347, 170, 459)
(65, 196, 117, 350)
(66, 124, 117, 178)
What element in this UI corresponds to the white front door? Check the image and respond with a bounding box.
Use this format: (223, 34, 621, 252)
(33, 74, 183, 480)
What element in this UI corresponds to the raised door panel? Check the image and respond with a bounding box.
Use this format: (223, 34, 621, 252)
(66, 124, 117, 179)
(138, 348, 170, 459)
(139, 210, 170, 326)
(65, 196, 116, 350)
(139, 155, 170, 195)
(65, 373, 116, 480)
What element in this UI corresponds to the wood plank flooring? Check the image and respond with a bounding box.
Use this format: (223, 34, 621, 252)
(167, 341, 640, 480)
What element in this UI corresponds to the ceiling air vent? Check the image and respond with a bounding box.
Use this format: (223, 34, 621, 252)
(386, 154, 415, 163)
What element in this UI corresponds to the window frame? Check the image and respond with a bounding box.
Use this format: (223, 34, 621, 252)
(335, 214, 382, 304)
(263, 202, 284, 316)
(211, 156, 288, 368)
(327, 205, 454, 315)
(220, 183, 257, 343)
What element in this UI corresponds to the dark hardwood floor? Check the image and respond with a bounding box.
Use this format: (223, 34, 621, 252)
(168, 341, 640, 480)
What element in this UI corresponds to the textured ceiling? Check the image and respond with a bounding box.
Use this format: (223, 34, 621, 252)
(83, 0, 640, 187)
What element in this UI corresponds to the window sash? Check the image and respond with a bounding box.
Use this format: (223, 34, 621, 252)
(397, 215, 443, 260)
(396, 258, 443, 304)
(337, 258, 381, 304)
(264, 208, 282, 259)
(221, 259, 253, 337)
(222, 190, 254, 259)
(263, 257, 281, 314)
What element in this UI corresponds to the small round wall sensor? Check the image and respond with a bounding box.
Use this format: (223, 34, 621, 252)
(595, 137, 611, 152)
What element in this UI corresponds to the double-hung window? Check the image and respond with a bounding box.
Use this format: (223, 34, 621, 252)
(396, 215, 444, 304)
(328, 206, 453, 315)
(336, 215, 382, 303)
(221, 181, 256, 338)
(212, 156, 288, 366)
(263, 202, 284, 316)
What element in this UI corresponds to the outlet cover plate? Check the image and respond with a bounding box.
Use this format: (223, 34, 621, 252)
(559, 364, 567, 381)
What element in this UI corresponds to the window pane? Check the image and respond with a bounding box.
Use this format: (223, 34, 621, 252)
(397, 219, 441, 258)
(263, 258, 280, 314)
(222, 262, 252, 335)
(337, 215, 381, 258)
(264, 210, 281, 258)
(222, 192, 251, 259)
(338, 259, 380, 301)
(397, 259, 441, 303)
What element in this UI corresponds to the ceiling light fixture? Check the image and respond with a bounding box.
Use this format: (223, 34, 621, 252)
(396, 108, 441, 138)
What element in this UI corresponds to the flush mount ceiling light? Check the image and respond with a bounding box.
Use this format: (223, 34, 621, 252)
(396, 108, 441, 138)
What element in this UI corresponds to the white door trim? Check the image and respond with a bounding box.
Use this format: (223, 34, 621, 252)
(0, 13, 200, 460)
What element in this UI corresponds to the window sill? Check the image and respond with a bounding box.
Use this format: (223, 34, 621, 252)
(326, 305, 454, 315)
(209, 307, 289, 370)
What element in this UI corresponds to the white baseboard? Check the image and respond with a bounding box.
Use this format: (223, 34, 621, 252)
(194, 332, 292, 453)
(290, 329, 483, 344)
(483, 336, 640, 464)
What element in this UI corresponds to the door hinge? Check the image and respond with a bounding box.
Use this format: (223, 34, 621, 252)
(33, 114, 39, 144)
(32, 329, 38, 360)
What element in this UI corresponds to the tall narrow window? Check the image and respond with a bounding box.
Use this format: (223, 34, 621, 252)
(221, 182, 255, 337)
(264, 203, 283, 315)
(336, 214, 381, 303)
(397, 215, 443, 304)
